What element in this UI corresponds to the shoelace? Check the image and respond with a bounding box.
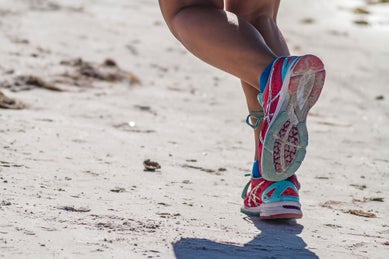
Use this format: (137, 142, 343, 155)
(245, 107, 271, 153)
(242, 94, 267, 199)
(245, 109, 264, 129)
(241, 173, 252, 199)
(243, 109, 264, 199)
(241, 174, 267, 205)
(247, 90, 279, 152)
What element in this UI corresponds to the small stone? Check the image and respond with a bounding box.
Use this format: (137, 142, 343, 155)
(1, 200, 11, 206)
(110, 187, 126, 193)
(143, 159, 161, 171)
(58, 206, 91, 212)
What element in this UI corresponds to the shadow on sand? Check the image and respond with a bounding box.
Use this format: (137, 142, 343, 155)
(173, 217, 318, 259)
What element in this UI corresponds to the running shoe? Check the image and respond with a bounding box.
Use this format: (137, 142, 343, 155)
(241, 161, 302, 219)
(258, 55, 326, 181)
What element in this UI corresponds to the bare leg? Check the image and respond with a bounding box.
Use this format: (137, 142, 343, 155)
(159, 0, 291, 162)
(159, 0, 277, 89)
(225, 0, 289, 56)
(226, 0, 290, 161)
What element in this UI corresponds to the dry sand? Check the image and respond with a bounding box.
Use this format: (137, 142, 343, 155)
(0, 0, 388, 258)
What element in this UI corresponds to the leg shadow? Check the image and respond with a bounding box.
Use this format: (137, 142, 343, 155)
(173, 217, 318, 259)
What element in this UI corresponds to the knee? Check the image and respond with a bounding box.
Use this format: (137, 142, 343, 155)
(225, 0, 277, 24)
(159, 0, 223, 38)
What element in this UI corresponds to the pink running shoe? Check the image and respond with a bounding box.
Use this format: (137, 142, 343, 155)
(258, 55, 326, 181)
(241, 163, 302, 219)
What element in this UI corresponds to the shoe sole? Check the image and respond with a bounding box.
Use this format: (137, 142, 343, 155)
(261, 55, 326, 181)
(241, 201, 303, 219)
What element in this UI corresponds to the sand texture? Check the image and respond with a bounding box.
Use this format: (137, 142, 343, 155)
(0, 0, 388, 258)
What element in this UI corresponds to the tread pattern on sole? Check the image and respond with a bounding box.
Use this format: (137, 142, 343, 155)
(261, 55, 325, 181)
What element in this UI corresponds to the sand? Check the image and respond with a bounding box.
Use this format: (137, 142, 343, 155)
(0, 0, 388, 258)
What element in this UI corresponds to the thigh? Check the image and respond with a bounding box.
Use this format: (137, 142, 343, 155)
(225, 0, 280, 21)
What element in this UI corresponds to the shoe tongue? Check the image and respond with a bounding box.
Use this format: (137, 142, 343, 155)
(259, 59, 276, 93)
(252, 160, 261, 178)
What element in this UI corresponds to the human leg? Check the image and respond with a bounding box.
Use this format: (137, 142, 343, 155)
(226, 0, 325, 181)
(158, 0, 277, 89)
(225, 0, 290, 57)
(226, 0, 290, 157)
(226, 1, 325, 219)
(223, 0, 301, 219)
(158, 0, 326, 219)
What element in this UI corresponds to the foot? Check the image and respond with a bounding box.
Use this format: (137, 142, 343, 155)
(258, 55, 326, 181)
(241, 173, 302, 220)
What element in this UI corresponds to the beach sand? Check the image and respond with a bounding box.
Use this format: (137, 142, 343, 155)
(0, 0, 388, 258)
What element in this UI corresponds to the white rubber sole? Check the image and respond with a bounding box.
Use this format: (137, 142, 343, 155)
(241, 201, 303, 220)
